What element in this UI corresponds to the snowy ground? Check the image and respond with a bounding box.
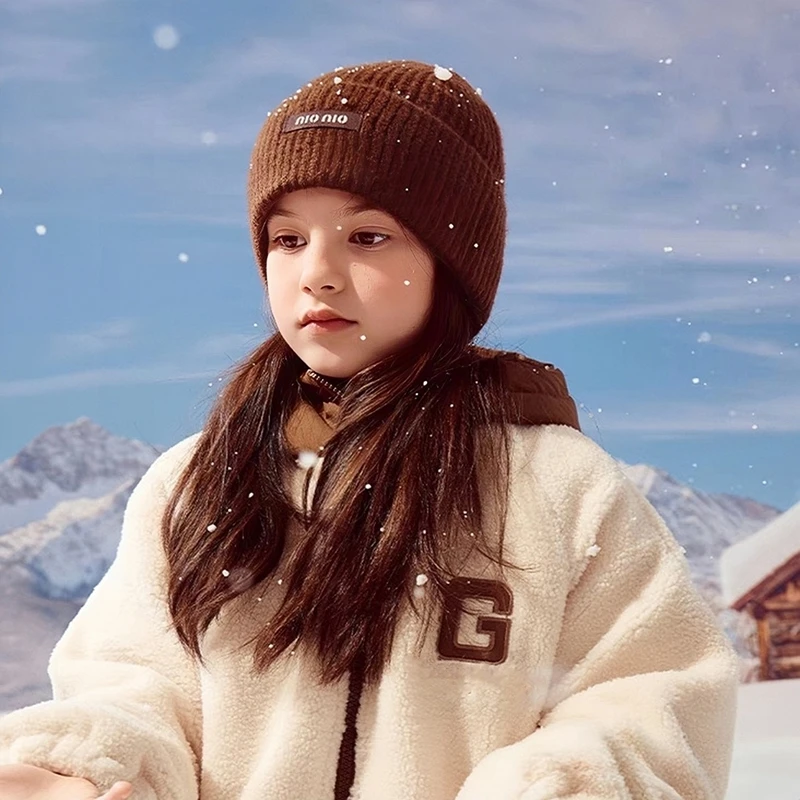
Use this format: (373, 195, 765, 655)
(727, 678, 800, 799)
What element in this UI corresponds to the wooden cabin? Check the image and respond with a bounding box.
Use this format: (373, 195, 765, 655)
(721, 501, 800, 681)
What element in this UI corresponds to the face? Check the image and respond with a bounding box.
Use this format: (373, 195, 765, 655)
(264, 187, 435, 379)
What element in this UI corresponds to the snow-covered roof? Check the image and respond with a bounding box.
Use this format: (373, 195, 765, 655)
(721, 500, 800, 607)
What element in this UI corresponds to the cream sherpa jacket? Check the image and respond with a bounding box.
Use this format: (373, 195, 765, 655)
(0, 424, 738, 800)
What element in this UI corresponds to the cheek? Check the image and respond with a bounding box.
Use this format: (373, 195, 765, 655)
(265, 264, 294, 323)
(376, 283, 431, 333)
(402, 268, 434, 321)
(364, 264, 431, 320)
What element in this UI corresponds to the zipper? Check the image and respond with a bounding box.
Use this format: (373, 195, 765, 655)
(306, 369, 346, 403)
(334, 655, 366, 800)
(304, 369, 362, 798)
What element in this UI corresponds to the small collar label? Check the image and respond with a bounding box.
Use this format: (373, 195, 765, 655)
(282, 110, 363, 133)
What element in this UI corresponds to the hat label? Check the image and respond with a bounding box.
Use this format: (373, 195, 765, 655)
(282, 110, 363, 133)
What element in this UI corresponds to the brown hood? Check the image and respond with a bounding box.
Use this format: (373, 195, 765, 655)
(285, 348, 580, 454)
(477, 347, 581, 431)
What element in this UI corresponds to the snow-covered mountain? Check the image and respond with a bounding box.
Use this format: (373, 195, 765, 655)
(2, 479, 138, 600)
(0, 419, 784, 710)
(0, 417, 158, 535)
(621, 461, 779, 592)
(0, 420, 162, 710)
(619, 461, 780, 679)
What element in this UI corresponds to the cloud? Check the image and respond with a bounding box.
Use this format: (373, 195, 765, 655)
(585, 391, 800, 435)
(507, 224, 800, 266)
(704, 333, 800, 362)
(0, 34, 95, 83)
(2, 29, 404, 150)
(500, 278, 630, 296)
(2, 0, 798, 361)
(190, 333, 264, 360)
(497, 278, 798, 335)
(0, 364, 220, 398)
(50, 319, 137, 358)
(128, 211, 246, 228)
(573, 326, 800, 435)
(0, 0, 106, 10)
(400, 0, 443, 26)
(1, 330, 273, 397)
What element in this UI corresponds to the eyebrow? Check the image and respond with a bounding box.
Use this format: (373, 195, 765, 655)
(266, 198, 383, 222)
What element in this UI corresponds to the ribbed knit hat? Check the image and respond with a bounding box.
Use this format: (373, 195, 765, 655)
(247, 59, 506, 336)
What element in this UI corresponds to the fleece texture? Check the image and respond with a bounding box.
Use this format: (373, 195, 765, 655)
(0, 425, 738, 799)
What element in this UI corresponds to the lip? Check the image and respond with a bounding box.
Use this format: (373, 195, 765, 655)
(299, 309, 355, 326)
(303, 318, 357, 334)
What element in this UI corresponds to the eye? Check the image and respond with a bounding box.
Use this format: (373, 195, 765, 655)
(352, 231, 390, 247)
(271, 234, 306, 250)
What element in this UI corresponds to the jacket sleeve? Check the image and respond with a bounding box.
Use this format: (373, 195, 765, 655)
(0, 437, 202, 800)
(456, 463, 739, 800)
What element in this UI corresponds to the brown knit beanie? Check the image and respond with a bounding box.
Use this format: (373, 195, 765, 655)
(247, 59, 506, 336)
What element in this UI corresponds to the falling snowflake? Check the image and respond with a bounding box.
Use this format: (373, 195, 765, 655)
(201, 131, 218, 146)
(359, 334, 367, 341)
(403, 280, 411, 286)
(415, 574, 429, 586)
(248, 492, 255, 498)
(153, 24, 180, 50)
(178, 252, 189, 263)
(35, 225, 47, 236)
(663, 246, 674, 253)
(207, 523, 218, 532)
(297, 450, 319, 469)
(697, 331, 711, 343)
(333, 76, 343, 85)
(433, 65, 453, 81)
(586, 544, 601, 557)
(691, 377, 700, 385)
(222, 569, 230, 577)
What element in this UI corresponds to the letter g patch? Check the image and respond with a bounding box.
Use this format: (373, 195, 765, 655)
(436, 577, 513, 664)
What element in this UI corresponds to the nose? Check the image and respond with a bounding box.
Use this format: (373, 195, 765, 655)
(299, 239, 345, 295)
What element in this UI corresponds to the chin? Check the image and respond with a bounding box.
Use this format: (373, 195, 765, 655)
(300, 350, 364, 380)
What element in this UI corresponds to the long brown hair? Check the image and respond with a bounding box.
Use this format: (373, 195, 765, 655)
(162, 263, 520, 686)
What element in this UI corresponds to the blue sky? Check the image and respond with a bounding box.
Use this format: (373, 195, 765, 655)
(1, 0, 798, 511)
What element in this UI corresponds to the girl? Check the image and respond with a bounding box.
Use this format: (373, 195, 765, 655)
(0, 60, 738, 800)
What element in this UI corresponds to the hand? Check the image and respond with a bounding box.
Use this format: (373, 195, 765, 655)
(0, 764, 133, 799)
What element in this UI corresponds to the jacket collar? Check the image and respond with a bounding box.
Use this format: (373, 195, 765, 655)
(480, 348, 580, 430)
(285, 349, 580, 455)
